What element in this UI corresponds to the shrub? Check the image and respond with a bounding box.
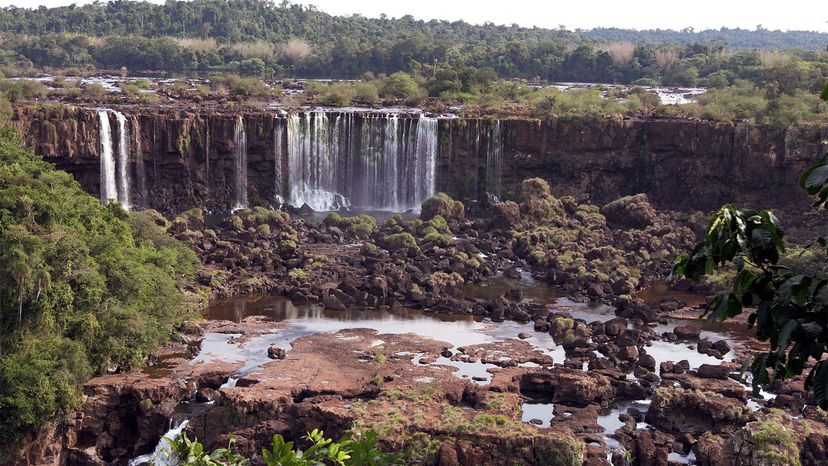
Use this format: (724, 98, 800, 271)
(380, 72, 421, 99)
(214, 75, 273, 97)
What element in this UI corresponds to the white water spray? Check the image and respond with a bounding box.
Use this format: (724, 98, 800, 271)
(234, 116, 248, 210)
(97, 110, 118, 204)
(114, 111, 131, 209)
(128, 419, 189, 466)
(285, 112, 438, 211)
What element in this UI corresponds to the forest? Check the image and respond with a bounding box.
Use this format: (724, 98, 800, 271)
(0, 0, 826, 87)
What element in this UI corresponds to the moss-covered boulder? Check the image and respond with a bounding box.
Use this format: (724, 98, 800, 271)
(339, 214, 376, 238)
(600, 193, 657, 229)
(421, 192, 464, 221)
(491, 201, 521, 230)
(518, 178, 565, 221)
(383, 232, 420, 253)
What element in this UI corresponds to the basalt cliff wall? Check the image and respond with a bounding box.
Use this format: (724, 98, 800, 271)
(11, 104, 827, 222)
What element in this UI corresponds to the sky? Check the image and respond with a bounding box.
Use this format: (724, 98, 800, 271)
(0, 0, 826, 33)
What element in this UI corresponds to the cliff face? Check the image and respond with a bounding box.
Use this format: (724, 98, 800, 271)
(440, 116, 827, 215)
(11, 105, 827, 219)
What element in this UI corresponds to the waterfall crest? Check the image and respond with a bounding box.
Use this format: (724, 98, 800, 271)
(234, 116, 248, 210)
(285, 112, 438, 211)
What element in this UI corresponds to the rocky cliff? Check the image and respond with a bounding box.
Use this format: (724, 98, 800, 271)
(11, 105, 827, 222)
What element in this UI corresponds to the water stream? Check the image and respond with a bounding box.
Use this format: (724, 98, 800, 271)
(97, 110, 117, 204)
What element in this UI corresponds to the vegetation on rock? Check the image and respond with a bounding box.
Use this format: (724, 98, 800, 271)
(0, 102, 199, 451)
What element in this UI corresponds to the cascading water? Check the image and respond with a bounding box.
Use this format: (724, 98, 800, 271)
(114, 111, 131, 209)
(97, 110, 118, 204)
(273, 119, 285, 206)
(484, 120, 504, 203)
(234, 116, 248, 210)
(97, 109, 133, 208)
(285, 111, 438, 211)
(132, 115, 146, 209)
(128, 419, 189, 466)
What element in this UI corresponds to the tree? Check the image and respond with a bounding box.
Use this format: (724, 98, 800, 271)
(672, 84, 828, 406)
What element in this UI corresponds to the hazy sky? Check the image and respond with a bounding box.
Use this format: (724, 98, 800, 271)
(1, 0, 826, 33)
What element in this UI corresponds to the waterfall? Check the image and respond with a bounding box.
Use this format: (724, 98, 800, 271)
(97, 110, 118, 204)
(233, 116, 248, 210)
(132, 115, 146, 209)
(285, 111, 438, 212)
(128, 419, 189, 466)
(485, 120, 504, 202)
(273, 119, 285, 205)
(114, 111, 131, 209)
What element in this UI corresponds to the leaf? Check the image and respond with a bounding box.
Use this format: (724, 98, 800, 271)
(776, 319, 799, 357)
(807, 361, 828, 409)
(707, 293, 743, 321)
(800, 163, 828, 194)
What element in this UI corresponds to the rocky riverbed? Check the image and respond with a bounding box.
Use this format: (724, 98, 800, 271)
(11, 183, 828, 466)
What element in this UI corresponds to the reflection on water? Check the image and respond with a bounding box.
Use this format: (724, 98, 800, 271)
(462, 272, 564, 304)
(636, 280, 707, 308)
(522, 402, 554, 428)
(202, 294, 564, 363)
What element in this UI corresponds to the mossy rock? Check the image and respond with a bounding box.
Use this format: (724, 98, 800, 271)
(601, 193, 657, 229)
(323, 212, 342, 227)
(176, 208, 205, 231)
(518, 177, 552, 202)
(421, 192, 464, 221)
(383, 232, 420, 253)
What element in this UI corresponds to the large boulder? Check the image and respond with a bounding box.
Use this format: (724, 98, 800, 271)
(646, 387, 753, 437)
(600, 194, 657, 229)
(517, 178, 565, 221)
(490, 201, 521, 230)
(421, 192, 464, 221)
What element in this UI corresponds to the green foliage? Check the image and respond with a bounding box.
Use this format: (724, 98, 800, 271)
(214, 75, 273, 97)
(672, 190, 828, 406)
(382, 232, 418, 253)
(169, 433, 251, 466)
(0, 78, 48, 101)
(260, 429, 400, 466)
(0, 1, 825, 88)
(380, 72, 421, 99)
(0, 121, 198, 447)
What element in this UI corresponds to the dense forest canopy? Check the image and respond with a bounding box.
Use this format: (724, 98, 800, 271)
(0, 0, 825, 86)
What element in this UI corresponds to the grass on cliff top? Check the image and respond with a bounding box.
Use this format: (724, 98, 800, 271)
(0, 95, 199, 454)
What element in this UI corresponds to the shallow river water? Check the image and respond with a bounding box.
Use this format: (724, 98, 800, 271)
(137, 277, 745, 465)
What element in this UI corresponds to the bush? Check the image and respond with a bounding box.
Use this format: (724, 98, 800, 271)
(0, 79, 49, 101)
(238, 58, 267, 76)
(380, 72, 421, 99)
(215, 75, 273, 97)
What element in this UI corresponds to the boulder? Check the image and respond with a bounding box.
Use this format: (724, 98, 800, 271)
(491, 201, 521, 230)
(674, 324, 701, 340)
(267, 346, 287, 359)
(600, 193, 657, 229)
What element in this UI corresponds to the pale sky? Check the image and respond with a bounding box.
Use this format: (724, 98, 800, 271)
(1, 0, 826, 33)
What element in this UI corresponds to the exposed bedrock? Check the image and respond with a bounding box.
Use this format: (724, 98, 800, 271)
(11, 105, 828, 226)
